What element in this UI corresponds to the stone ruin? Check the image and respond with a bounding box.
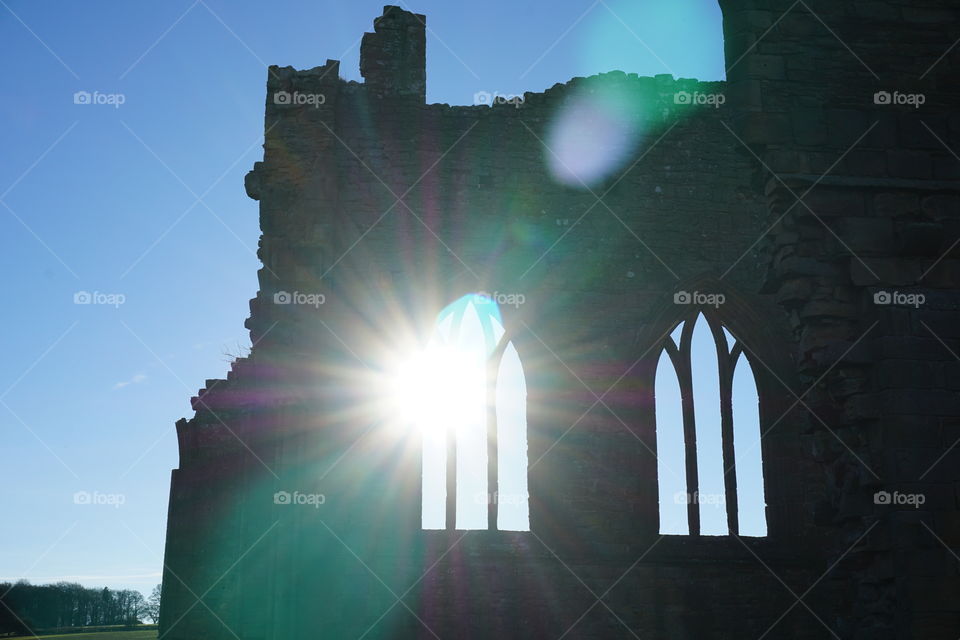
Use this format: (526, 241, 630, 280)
(159, 4, 960, 638)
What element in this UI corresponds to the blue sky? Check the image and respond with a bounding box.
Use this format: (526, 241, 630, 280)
(0, 0, 724, 594)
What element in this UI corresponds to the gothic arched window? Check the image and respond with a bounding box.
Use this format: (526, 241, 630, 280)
(655, 311, 767, 537)
(418, 294, 529, 531)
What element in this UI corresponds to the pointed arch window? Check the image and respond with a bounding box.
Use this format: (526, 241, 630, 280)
(655, 311, 767, 537)
(419, 294, 529, 531)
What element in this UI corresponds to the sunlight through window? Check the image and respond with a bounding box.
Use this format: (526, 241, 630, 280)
(396, 294, 529, 531)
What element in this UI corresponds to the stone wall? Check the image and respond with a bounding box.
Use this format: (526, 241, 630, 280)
(159, 4, 960, 638)
(721, 1, 960, 637)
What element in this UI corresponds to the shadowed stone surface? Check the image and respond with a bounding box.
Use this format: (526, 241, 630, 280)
(159, 4, 960, 639)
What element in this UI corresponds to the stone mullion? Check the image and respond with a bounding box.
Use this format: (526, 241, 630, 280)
(706, 313, 741, 536)
(677, 317, 701, 536)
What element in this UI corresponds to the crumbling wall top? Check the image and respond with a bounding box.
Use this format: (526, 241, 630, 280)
(360, 5, 426, 102)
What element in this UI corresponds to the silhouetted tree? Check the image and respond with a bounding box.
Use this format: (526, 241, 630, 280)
(0, 580, 152, 632)
(145, 584, 162, 624)
(0, 583, 33, 636)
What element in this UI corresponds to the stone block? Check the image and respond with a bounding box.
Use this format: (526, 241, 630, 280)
(887, 150, 933, 179)
(745, 54, 787, 80)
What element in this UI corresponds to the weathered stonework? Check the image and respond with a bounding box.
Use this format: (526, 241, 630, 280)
(160, 4, 960, 638)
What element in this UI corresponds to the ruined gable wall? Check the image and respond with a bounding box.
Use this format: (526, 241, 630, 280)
(158, 3, 960, 638)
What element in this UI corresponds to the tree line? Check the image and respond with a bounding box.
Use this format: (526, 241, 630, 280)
(0, 581, 161, 636)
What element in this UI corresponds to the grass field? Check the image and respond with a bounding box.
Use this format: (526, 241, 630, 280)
(7, 632, 157, 640)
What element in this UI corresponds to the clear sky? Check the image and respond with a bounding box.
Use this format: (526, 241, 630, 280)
(0, 0, 725, 595)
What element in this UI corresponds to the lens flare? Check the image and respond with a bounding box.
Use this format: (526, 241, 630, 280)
(577, 0, 726, 81)
(545, 78, 644, 188)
